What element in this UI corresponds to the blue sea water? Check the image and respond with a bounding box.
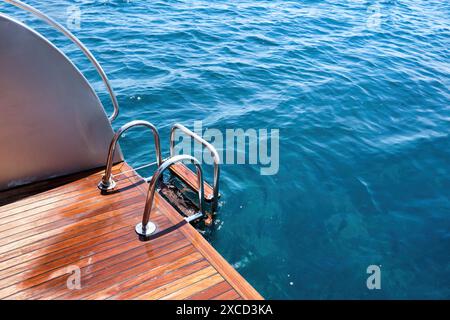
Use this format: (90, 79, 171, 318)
(2, 0, 449, 299)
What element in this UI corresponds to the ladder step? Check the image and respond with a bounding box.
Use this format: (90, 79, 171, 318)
(169, 162, 216, 201)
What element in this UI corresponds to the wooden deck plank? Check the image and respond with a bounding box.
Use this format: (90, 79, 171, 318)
(135, 266, 218, 300)
(0, 162, 262, 300)
(161, 273, 225, 300)
(3, 233, 176, 299)
(7, 234, 188, 300)
(0, 175, 132, 222)
(213, 289, 240, 300)
(0, 166, 124, 215)
(0, 186, 141, 240)
(91, 257, 209, 300)
(57, 247, 201, 300)
(185, 281, 231, 300)
(0, 165, 124, 208)
(0, 206, 142, 265)
(0, 217, 176, 291)
(0, 193, 144, 254)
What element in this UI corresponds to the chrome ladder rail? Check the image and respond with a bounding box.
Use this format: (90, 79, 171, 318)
(135, 155, 205, 240)
(3, 0, 120, 122)
(170, 123, 220, 213)
(98, 120, 162, 191)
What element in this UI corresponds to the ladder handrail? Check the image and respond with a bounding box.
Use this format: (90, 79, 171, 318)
(135, 155, 205, 240)
(98, 120, 162, 191)
(170, 123, 220, 213)
(3, 0, 119, 122)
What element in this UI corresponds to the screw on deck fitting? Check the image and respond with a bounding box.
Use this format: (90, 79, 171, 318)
(135, 222, 157, 240)
(97, 177, 116, 192)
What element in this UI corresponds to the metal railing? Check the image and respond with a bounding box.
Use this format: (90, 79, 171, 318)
(3, 0, 119, 122)
(98, 120, 162, 191)
(135, 155, 205, 239)
(170, 123, 220, 213)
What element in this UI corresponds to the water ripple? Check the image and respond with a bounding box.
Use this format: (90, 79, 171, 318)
(1, 0, 448, 299)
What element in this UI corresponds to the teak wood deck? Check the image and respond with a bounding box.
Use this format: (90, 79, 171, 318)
(0, 163, 262, 300)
